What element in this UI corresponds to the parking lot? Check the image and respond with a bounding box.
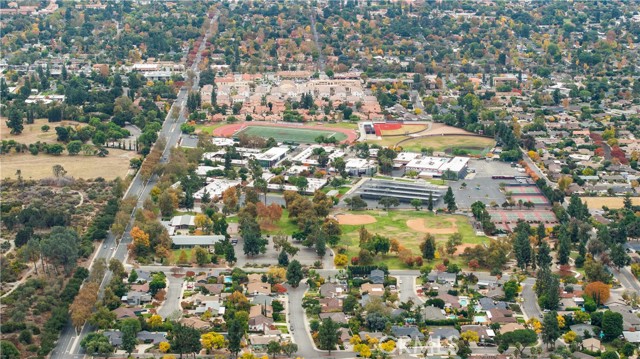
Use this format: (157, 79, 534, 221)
(453, 159, 524, 209)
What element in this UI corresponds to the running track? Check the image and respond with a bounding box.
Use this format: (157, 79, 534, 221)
(212, 122, 358, 143)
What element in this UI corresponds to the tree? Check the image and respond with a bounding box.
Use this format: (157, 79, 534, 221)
(194, 246, 209, 266)
(557, 235, 570, 266)
(121, 318, 141, 356)
(461, 330, 480, 342)
(585, 281, 610, 305)
(148, 314, 163, 328)
(286, 260, 303, 287)
(345, 195, 367, 211)
(170, 321, 202, 358)
(610, 244, 630, 270)
(427, 192, 434, 211)
(67, 140, 82, 155)
(0, 341, 20, 359)
(378, 196, 400, 211)
(52, 164, 67, 178)
(280, 342, 298, 357)
(444, 187, 457, 212)
(40, 226, 79, 274)
(514, 228, 532, 270)
(536, 240, 552, 268)
(503, 280, 519, 301)
(241, 217, 267, 256)
(81, 333, 114, 358)
(70, 282, 99, 330)
(6, 107, 24, 135)
(278, 249, 289, 267)
(499, 329, 537, 357)
(201, 331, 225, 352)
(542, 311, 561, 348)
(267, 341, 281, 359)
(445, 233, 463, 255)
(128, 269, 139, 283)
(318, 318, 340, 353)
(227, 318, 244, 358)
(88, 305, 116, 329)
(602, 311, 623, 342)
(158, 191, 177, 217)
(420, 234, 436, 260)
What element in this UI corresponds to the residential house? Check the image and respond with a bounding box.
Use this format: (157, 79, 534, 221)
(391, 325, 425, 340)
(137, 331, 167, 344)
(460, 325, 495, 340)
(250, 335, 280, 351)
(360, 283, 385, 297)
(247, 281, 271, 296)
(430, 327, 460, 341)
(499, 323, 526, 334)
(180, 316, 211, 330)
(582, 338, 603, 352)
(570, 324, 598, 337)
(319, 297, 343, 313)
(103, 330, 123, 346)
(319, 282, 346, 298)
(487, 308, 516, 324)
(319, 312, 348, 324)
(249, 315, 274, 333)
(436, 292, 460, 309)
(250, 304, 273, 318)
(369, 269, 385, 284)
(130, 282, 150, 293)
(123, 291, 152, 306)
(252, 295, 275, 306)
(478, 298, 508, 311)
(112, 307, 138, 320)
(422, 306, 446, 321)
(623, 331, 640, 343)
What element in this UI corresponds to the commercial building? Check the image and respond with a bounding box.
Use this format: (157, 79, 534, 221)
(354, 179, 444, 203)
(253, 146, 289, 167)
(344, 158, 377, 176)
(194, 179, 241, 202)
(171, 235, 225, 249)
(405, 156, 469, 179)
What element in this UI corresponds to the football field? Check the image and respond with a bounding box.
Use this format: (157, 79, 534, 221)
(235, 125, 348, 143)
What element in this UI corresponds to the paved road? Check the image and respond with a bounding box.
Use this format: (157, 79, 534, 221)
(158, 274, 185, 318)
(309, 10, 325, 71)
(286, 284, 352, 359)
(396, 275, 424, 304)
(520, 147, 556, 188)
(520, 277, 541, 321)
(50, 13, 217, 359)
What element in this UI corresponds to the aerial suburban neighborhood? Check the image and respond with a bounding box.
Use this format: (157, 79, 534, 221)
(2, 1, 640, 359)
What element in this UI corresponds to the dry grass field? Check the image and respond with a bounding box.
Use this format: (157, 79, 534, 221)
(0, 118, 85, 144)
(1, 149, 136, 180)
(578, 196, 640, 210)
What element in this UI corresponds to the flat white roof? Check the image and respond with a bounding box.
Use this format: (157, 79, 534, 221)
(194, 179, 241, 199)
(440, 157, 469, 173)
(406, 157, 449, 171)
(255, 146, 289, 161)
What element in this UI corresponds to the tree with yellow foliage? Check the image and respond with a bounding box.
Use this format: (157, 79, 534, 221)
(527, 317, 543, 334)
(130, 226, 150, 256)
(201, 331, 225, 352)
(367, 336, 379, 346)
(159, 342, 170, 353)
(267, 266, 286, 283)
(147, 314, 163, 328)
(563, 331, 578, 343)
(354, 344, 372, 358)
(161, 355, 175, 359)
(334, 254, 348, 267)
(350, 335, 362, 345)
(380, 340, 396, 352)
(461, 330, 480, 342)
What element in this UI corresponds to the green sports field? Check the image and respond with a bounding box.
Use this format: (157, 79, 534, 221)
(234, 126, 347, 143)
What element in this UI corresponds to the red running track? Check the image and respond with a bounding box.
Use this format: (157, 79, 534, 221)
(373, 123, 402, 136)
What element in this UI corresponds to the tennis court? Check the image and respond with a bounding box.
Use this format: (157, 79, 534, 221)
(488, 209, 558, 232)
(504, 185, 543, 195)
(511, 194, 549, 205)
(235, 125, 348, 143)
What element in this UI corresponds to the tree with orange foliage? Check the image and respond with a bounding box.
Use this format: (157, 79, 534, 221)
(585, 281, 610, 305)
(130, 226, 151, 257)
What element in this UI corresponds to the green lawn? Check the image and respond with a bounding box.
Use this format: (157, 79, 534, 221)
(339, 210, 488, 269)
(171, 248, 194, 264)
(399, 135, 495, 154)
(235, 126, 347, 143)
(315, 122, 359, 130)
(195, 122, 227, 134)
(264, 209, 298, 235)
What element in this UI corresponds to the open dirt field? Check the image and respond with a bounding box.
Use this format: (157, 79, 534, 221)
(406, 217, 458, 234)
(336, 214, 377, 225)
(0, 118, 85, 145)
(578, 196, 640, 210)
(0, 149, 137, 180)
